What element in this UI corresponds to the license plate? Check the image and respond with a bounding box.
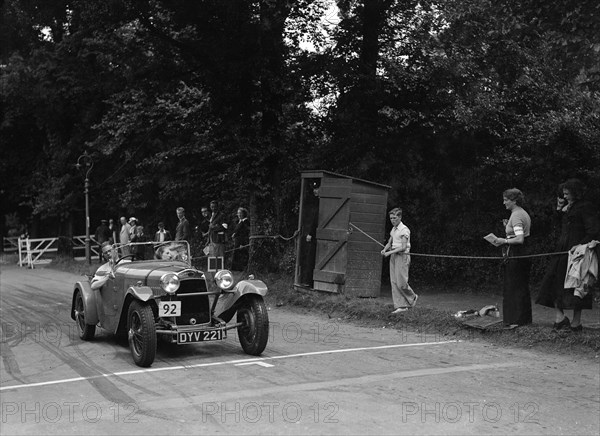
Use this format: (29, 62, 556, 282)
(177, 329, 226, 344)
(159, 301, 181, 317)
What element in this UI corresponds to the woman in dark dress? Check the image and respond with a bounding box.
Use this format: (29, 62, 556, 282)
(494, 188, 532, 327)
(536, 179, 600, 331)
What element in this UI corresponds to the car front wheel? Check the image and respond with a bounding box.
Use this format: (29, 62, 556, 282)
(236, 295, 269, 355)
(74, 290, 95, 340)
(127, 300, 156, 367)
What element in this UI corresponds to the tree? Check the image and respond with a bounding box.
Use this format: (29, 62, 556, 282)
(2, 0, 598, 282)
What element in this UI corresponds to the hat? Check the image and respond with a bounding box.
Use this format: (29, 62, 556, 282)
(128, 217, 137, 224)
(101, 219, 108, 223)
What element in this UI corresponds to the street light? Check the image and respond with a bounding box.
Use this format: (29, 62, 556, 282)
(76, 152, 94, 264)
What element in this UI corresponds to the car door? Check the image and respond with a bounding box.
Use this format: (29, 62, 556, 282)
(97, 267, 120, 330)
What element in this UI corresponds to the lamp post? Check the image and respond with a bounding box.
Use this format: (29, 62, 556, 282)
(76, 152, 94, 264)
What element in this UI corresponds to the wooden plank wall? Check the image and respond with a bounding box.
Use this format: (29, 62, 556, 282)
(313, 177, 351, 293)
(345, 182, 388, 297)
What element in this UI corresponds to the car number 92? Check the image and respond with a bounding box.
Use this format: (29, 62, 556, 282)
(159, 301, 181, 317)
(177, 329, 225, 344)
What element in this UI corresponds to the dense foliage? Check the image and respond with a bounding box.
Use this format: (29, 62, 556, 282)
(2, 0, 599, 284)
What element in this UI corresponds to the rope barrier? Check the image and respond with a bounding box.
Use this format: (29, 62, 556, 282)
(349, 223, 385, 247)
(189, 223, 569, 262)
(348, 222, 569, 261)
(191, 230, 299, 261)
(191, 243, 251, 261)
(249, 230, 299, 242)
(408, 251, 568, 260)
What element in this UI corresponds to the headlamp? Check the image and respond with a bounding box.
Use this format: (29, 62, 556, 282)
(160, 273, 180, 294)
(214, 270, 234, 290)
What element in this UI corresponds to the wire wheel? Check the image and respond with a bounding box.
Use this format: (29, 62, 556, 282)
(236, 295, 269, 356)
(127, 300, 157, 367)
(74, 290, 95, 340)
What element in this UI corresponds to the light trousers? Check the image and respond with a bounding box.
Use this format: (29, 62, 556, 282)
(390, 253, 416, 308)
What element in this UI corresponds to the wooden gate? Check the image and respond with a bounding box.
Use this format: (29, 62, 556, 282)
(15, 235, 99, 267)
(312, 178, 352, 292)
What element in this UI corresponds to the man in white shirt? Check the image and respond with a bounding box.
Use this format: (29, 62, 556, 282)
(381, 207, 418, 314)
(91, 243, 116, 290)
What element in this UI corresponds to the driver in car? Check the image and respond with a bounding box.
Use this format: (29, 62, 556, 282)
(91, 242, 116, 290)
(156, 243, 182, 260)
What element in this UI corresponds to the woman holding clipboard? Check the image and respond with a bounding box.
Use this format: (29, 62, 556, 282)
(486, 188, 532, 328)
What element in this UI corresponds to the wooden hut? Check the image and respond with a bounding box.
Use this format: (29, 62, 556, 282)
(294, 170, 390, 297)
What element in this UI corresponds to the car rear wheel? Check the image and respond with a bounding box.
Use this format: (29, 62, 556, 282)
(74, 290, 95, 340)
(237, 295, 269, 355)
(127, 300, 156, 367)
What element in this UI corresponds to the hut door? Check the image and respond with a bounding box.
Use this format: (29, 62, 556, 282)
(313, 178, 352, 292)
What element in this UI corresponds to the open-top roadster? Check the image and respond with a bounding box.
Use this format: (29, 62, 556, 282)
(70, 241, 269, 367)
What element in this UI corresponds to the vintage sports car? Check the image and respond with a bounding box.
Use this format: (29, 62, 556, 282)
(70, 241, 269, 367)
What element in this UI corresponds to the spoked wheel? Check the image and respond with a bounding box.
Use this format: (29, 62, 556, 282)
(236, 295, 269, 355)
(127, 300, 157, 367)
(74, 290, 95, 340)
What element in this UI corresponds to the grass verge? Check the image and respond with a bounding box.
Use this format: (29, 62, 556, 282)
(263, 274, 600, 358)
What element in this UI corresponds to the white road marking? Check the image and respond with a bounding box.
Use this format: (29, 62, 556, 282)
(235, 361, 275, 368)
(0, 340, 459, 392)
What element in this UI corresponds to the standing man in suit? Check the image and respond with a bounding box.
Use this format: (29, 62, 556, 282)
(208, 200, 227, 258)
(231, 207, 250, 271)
(197, 206, 211, 248)
(175, 207, 191, 241)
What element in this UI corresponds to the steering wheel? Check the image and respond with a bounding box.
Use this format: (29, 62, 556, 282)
(116, 254, 135, 264)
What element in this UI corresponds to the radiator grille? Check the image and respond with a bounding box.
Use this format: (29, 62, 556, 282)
(175, 278, 210, 324)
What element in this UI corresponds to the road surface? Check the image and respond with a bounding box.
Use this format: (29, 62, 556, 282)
(1, 264, 598, 435)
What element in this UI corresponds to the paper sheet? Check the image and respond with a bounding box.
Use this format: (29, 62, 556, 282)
(483, 233, 503, 247)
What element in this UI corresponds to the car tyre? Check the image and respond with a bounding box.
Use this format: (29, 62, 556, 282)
(237, 295, 269, 355)
(74, 290, 95, 340)
(127, 300, 157, 367)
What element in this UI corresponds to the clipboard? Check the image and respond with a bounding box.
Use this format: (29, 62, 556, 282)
(483, 233, 503, 247)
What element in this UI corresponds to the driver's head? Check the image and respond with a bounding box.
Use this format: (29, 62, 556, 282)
(156, 244, 173, 260)
(101, 242, 113, 262)
(157, 244, 177, 260)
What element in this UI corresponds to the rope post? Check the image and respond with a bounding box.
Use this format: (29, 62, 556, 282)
(18, 237, 22, 267)
(26, 238, 33, 269)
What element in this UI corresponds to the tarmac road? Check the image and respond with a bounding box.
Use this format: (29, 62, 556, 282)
(1, 264, 599, 435)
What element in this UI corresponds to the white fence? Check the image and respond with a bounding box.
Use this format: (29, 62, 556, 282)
(11, 235, 99, 268)
(3, 236, 19, 252)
